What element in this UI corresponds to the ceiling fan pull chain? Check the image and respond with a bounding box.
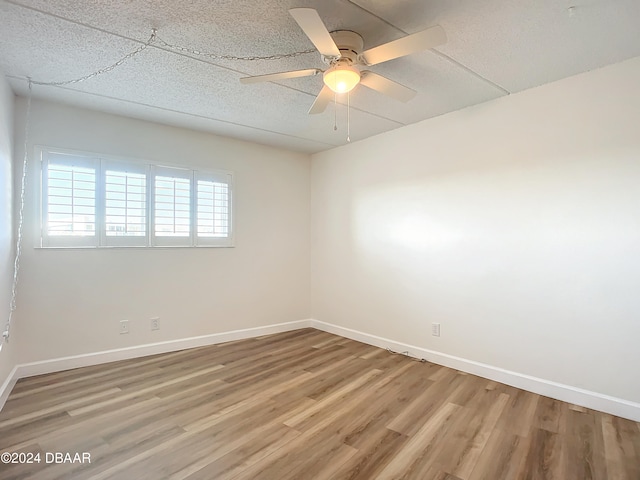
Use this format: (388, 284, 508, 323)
(347, 92, 351, 142)
(334, 91, 338, 131)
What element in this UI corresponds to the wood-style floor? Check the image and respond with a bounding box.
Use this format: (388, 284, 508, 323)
(1, 328, 639, 480)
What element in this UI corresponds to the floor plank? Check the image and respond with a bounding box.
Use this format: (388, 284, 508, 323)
(1, 328, 639, 479)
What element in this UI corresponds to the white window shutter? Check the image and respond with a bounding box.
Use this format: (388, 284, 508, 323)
(196, 171, 233, 246)
(40, 148, 233, 248)
(151, 166, 193, 246)
(102, 161, 149, 246)
(42, 151, 98, 247)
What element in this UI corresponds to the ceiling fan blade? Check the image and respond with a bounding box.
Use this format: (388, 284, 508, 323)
(308, 85, 334, 114)
(240, 68, 322, 84)
(289, 8, 340, 58)
(360, 71, 417, 102)
(361, 25, 446, 66)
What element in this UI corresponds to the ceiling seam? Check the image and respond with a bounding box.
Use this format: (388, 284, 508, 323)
(430, 50, 511, 95)
(7, 75, 338, 148)
(4, 0, 407, 126)
(344, 0, 410, 31)
(344, 0, 511, 95)
(4, 0, 148, 48)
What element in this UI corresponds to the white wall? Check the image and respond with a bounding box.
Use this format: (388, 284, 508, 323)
(13, 99, 310, 363)
(0, 73, 16, 390)
(311, 56, 640, 404)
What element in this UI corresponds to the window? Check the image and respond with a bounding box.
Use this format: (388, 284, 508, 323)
(151, 167, 192, 246)
(43, 153, 98, 247)
(196, 173, 230, 240)
(40, 148, 233, 248)
(102, 161, 148, 246)
(155, 175, 190, 238)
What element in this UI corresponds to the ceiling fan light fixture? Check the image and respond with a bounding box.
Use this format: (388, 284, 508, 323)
(323, 65, 360, 94)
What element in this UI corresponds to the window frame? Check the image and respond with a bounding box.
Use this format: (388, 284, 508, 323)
(38, 146, 234, 248)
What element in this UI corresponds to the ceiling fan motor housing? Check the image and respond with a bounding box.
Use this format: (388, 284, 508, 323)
(323, 30, 364, 65)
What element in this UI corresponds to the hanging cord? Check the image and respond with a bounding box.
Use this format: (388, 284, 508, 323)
(2, 31, 159, 349)
(386, 348, 427, 363)
(155, 36, 315, 61)
(1, 82, 32, 350)
(1, 28, 322, 350)
(0, 31, 336, 348)
(24, 29, 318, 88)
(2, 30, 158, 349)
(29, 30, 158, 87)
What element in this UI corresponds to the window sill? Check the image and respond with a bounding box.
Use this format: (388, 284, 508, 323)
(35, 244, 235, 250)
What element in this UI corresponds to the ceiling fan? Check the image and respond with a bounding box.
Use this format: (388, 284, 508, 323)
(240, 8, 447, 114)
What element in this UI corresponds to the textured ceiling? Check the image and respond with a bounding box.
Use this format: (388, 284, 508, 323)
(1, 0, 639, 153)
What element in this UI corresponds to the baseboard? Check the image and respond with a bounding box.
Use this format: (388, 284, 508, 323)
(310, 319, 640, 422)
(3, 318, 639, 422)
(0, 365, 19, 413)
(0, 319, 312, 411)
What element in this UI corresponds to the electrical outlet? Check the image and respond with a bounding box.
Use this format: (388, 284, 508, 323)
(120, 320, 129, 334)
(151, 317, 160, 331)
(432, 323, 441, 337)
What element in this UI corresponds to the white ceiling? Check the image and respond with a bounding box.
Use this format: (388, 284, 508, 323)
(1, 0, 639, 154)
